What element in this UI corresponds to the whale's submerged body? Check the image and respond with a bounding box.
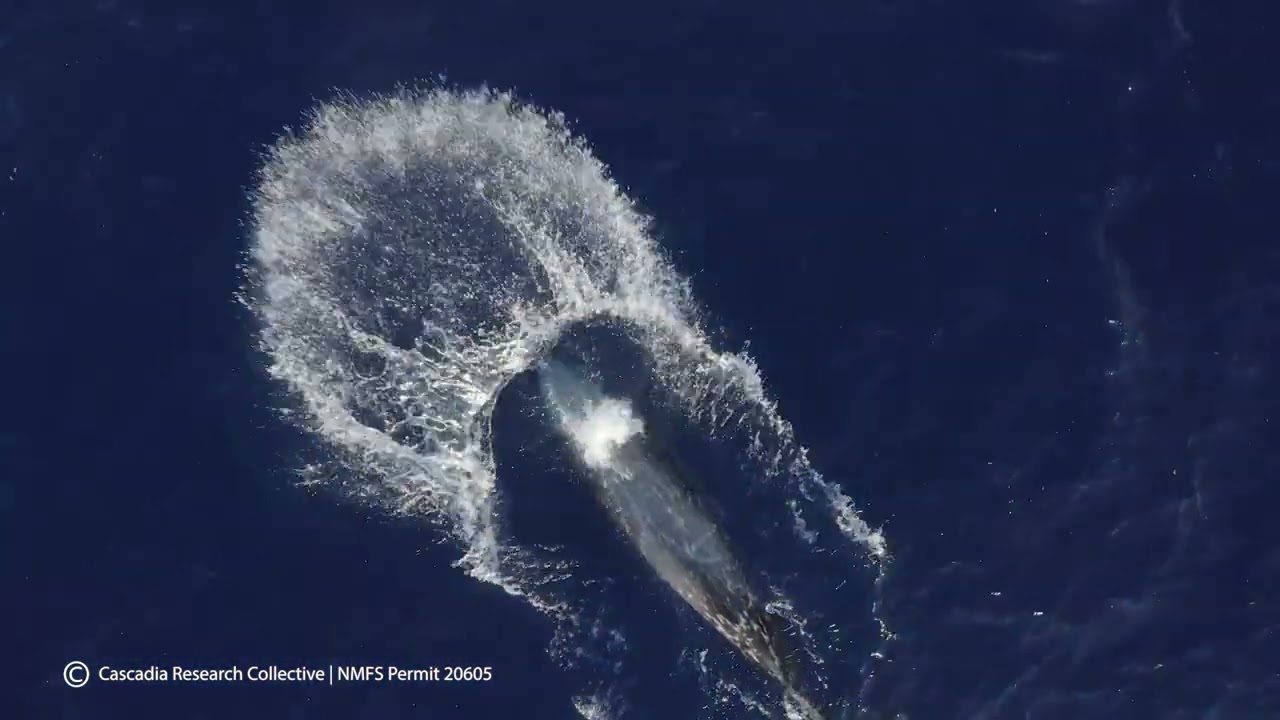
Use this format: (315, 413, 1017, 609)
(536, 360, 817, 712)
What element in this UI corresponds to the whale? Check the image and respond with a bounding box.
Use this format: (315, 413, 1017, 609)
(536, 360, 819, 714)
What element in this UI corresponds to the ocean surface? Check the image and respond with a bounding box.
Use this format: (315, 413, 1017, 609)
(7, 1, 1279, 719)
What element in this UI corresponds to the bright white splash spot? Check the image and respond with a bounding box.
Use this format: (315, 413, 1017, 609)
(563, 397, 644, 469)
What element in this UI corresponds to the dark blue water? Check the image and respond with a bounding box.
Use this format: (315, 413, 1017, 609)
(8, 1, 1279, 718)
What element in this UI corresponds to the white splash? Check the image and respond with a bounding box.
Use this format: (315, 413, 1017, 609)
(243, 85, 888, 718)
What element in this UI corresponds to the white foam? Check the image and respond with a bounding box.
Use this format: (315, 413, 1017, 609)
(563, 397, 644, 469)
(244, 85, 889, 718)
